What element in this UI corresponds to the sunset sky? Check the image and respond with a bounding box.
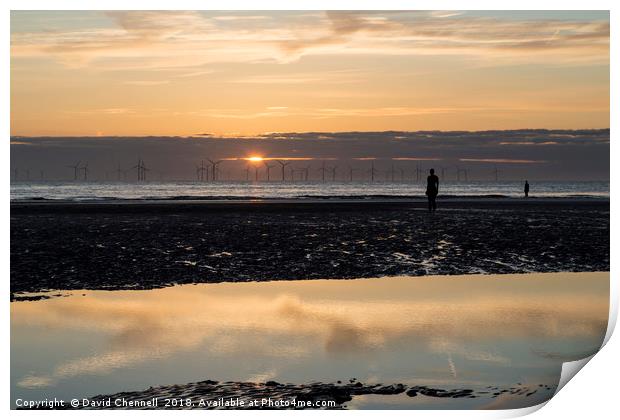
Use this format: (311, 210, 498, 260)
(10, 10, 609, 136)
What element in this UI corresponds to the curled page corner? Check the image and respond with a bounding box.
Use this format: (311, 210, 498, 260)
(551, 281, 618, 397)
(501, 400, 549, 417)
(555, 354, 595, 396)
(602, 287, 618, 347)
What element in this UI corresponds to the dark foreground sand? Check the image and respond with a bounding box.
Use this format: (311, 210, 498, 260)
(10, 198, 609, 298)
(26, 378, 554, 410)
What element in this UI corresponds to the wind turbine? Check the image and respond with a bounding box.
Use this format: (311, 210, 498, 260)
(207, 159, 223, 181)
(196, 160, 207, 181)
(132, 160, 141, 181)
(291, 166, 302, 181)
(67, 161, 81, 181)
(368, 161, 378, 182)
(292, 165, 311, 181)
(133, 159, 147, 181)
(348, 165, 356, 182)
(439, 166, 448, 180)
(263, 161, 275, 181)
(141, 160, 150, 181)
(319, 161, 327, 182)
(491, 166, 500, 181)
(275, 160, 291, 181)
(415, 165, 423, 182)
(328, 165, 338, 182)
(300, 165, 311, 181)
(388, 163, 396, 182)
(456, 166, 468, 182)
(80, 162, 89, 181)
(290, 167, 301, 182)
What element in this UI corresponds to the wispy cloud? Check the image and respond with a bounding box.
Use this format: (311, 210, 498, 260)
(64, 108, 136, 115)
(10, 11, 609, 71)
(499, 141, 560, 146)
(459, 158, 548, 164)
(231, 75, 326, 85)
(392, 157, 442, 161)
(123, 80, 170, 86)
(276, 11, 609, 63)
(230, 69, 367, 85)
(212, 15, 272, 22)
(174, 70, 214, 78)
(194, 105, 498, 120)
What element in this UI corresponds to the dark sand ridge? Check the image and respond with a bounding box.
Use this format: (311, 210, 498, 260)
(10, 198, 609, 299)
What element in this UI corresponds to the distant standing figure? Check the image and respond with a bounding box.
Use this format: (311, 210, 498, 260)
(524, 180, 530, 198)
(426, 168, 439, 212)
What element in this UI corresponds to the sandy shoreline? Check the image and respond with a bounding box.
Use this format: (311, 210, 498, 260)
(10, 198, 609, 297)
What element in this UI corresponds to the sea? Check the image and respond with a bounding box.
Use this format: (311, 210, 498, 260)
(10, 180, 609, 201)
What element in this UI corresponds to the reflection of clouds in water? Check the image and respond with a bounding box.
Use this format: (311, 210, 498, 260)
(530, 348, 601, 362)
(245, 369, 278, 383)
(430, 339, 512, 366)
(17, 374, 54, 389)
(18, 347, 175, 388)
(54, 348, 168, 378)
(447, 354, 457, 379)
(11, 273, 608, 388)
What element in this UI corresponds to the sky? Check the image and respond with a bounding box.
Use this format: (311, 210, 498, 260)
(10, 10, 610, 136)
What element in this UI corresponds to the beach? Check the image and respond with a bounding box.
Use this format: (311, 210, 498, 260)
(10, 197, 610, 409)
(10, 198, 609, 299)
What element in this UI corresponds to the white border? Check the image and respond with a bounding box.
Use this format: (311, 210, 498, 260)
(3, 1, 617, 420)
(1, 1, 618, 10)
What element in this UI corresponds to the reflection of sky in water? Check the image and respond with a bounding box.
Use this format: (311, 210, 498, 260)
(11, 272, 608, 409)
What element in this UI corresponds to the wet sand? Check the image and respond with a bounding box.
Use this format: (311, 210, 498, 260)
(10, 198, 609, 298)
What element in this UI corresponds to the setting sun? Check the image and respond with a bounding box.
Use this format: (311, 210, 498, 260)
(246, 156, 264, 162)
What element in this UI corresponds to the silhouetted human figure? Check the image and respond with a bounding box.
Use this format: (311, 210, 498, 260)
(426, 169, 439, 212)
(524, 180, 530, 198)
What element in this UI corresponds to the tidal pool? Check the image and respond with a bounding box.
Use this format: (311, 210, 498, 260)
(11, 272, 609, 409)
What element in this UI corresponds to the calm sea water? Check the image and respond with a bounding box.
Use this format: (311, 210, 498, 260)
(11, 273, 608, 409)
(10, 180, 609, 201)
